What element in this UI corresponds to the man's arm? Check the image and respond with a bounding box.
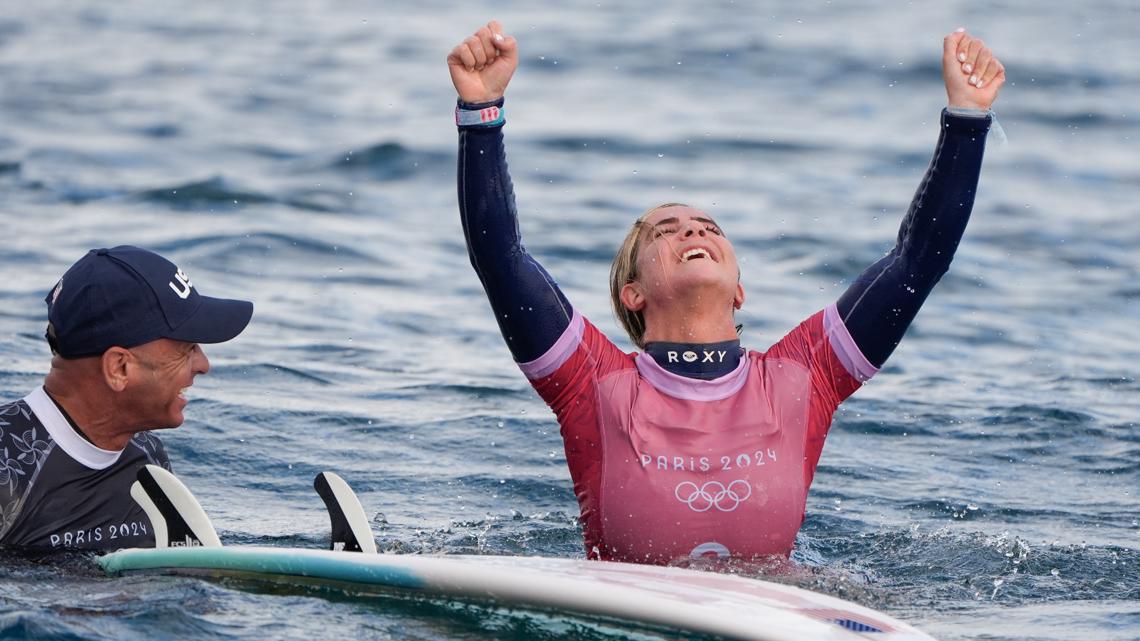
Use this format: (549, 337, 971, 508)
(836, 30, 1005, 367)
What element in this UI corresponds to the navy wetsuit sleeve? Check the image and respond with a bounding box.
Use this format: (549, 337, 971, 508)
(836, 109, 991, 368)
(457, 99, 574, 363)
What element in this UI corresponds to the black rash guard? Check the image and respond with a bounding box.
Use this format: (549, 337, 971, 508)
(0, 387, 169, 550)
(457, 100, 990, 373)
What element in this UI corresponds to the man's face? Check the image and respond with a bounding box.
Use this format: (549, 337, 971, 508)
(125, 338, 210, 429)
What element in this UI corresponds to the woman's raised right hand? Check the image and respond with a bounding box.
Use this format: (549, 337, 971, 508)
(447, 20, 518, 104)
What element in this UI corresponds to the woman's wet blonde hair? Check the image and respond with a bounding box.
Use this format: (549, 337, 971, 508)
(609, 203, 688, 349)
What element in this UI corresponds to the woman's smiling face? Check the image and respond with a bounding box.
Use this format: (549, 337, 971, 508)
(627, 205, 743, 311)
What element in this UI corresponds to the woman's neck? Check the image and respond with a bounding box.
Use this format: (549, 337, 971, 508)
(639, 301, 739, 345)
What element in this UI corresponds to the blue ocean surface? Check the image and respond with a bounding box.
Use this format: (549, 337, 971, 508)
(1, 1, 1136, 640)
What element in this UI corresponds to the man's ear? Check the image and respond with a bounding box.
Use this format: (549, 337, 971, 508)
(101, 347, 132, 392)
(620, 282, 646, 312)
(733, 282, 745, 310)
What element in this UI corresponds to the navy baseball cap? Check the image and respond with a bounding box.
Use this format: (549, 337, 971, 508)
(45, 245, 253, 358)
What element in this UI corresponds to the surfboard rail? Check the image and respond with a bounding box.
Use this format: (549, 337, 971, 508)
(100, 547, 937, 641)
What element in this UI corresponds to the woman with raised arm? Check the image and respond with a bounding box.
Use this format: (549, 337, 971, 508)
(449, 21, 1003, 564)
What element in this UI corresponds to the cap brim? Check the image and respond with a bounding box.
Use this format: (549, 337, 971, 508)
(166, 296, 253, 345)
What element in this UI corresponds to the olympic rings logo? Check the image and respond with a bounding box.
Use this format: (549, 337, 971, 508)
(674, 480, 752, 512)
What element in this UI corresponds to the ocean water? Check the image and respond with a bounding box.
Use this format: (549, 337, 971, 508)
(1, 1, 1137, 640)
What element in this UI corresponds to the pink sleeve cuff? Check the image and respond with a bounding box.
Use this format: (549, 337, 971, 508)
(519, 310, 584, 380)
(823, 303, 878, 382)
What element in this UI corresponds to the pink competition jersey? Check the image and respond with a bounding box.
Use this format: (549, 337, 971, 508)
(519, 304, 877, 564)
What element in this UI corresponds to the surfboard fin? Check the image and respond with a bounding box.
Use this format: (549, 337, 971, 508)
(131, 464, 222, 548)
(314, 472, 377, 554)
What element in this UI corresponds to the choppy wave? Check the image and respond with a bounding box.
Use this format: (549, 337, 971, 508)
(327, 142, 451, 180)
(136, 177, 275, 209)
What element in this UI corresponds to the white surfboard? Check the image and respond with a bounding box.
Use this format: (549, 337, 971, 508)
(107, 465, 937, 640)
(99, 546, 936, 641)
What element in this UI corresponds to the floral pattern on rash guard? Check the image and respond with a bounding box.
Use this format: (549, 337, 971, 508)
(1, 401, 51, 538)
(129, 430, 170, 472)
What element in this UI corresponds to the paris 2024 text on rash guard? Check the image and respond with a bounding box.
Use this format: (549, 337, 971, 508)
(0, 387, 170, 550)
(456, 100, 991, 563)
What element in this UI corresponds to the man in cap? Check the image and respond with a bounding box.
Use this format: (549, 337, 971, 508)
(0, 246, 252, 550)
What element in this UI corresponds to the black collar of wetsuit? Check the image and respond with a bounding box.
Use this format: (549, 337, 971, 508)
(643, 340, 743, 380)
